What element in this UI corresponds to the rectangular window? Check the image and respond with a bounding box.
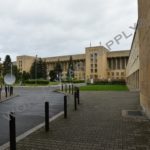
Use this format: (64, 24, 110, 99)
(121, 72, 124, 76)
(122, 58, 125, 69)
(117, 58, 120, 69)
(108, 59, 111, 69)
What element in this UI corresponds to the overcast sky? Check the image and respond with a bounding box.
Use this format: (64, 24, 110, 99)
(0, 0, 138, 61)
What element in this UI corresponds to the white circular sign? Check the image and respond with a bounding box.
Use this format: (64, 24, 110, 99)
(4, 73, 16, 85)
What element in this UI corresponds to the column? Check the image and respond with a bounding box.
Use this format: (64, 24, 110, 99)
(120, 57, 123, 69)
(125, 57, 127, 68)
(110, 58, 113, 70)
(116, 58, 118, 70)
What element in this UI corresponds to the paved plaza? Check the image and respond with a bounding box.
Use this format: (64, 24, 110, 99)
(8, 91, 150, 150)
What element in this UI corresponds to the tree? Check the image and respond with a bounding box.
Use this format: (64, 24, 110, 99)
(37, 58, 43, 79)
(67, 56, 74, 81)
(3, 55, 11, 76)
(30, 58, 47, 80)
(54, 59, 62, 81)
(12, 65, 22, 82)
(49, 70, 56, 81)
(42, 61, 47, 79)
(22, 71, 30, 83)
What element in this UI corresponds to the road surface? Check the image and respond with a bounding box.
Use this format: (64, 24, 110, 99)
(0, 86, 63, 146)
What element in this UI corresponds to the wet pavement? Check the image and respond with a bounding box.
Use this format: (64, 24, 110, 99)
(0, 86, 64, 146)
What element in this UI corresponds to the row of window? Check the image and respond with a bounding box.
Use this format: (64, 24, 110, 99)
(90, 53, 98, 63)
(90, 53, 98, 58)
(91, 69, 97, 73)
(18, 60, 22, 68)
(108, 57, 128, 70)
(108, 72, 125, 76)
(91, 64, 97, 68)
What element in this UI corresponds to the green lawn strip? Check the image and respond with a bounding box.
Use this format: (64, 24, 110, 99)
(80, 85, 128, 91)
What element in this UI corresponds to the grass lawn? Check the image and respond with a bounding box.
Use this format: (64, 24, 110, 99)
(80, 84, 128, 91)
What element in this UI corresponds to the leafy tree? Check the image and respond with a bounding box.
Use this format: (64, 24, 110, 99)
(22, 71, 30, 83)
(3, 55, 11, 76)
(12, 65, 22, 82)
(30, 58, 47, 80)
(42, 61, 47, 79)
(49, 70, 56, 81)
(54, 59, 62, 81)
(30, 61, 36, 79)
(37, 58, 43, 79)
(0, 63, 3, 77)
(0, 76, 3, 85)
(67, 56, 74, 81)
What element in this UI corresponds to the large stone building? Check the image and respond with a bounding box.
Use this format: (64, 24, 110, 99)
(17, 55, 35, 73)
(138, 0, 150, 118)
(126, 0, 150, 118)
(126, 24, 139, 91)
(16, 46, 129, 81)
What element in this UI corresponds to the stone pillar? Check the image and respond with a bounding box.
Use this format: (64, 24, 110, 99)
(115, 58, 117, 70)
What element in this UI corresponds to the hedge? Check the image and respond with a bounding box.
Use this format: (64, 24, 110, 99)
(62, 80, 85, 83)
(87, 79, 126, 85)
(25, 79, 49, 85)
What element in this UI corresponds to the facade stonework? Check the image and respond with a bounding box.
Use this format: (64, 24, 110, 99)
(17, 47, 129, 81)
(17, 55, 35, 73)
(43, 54, 86, 80)
(138, 0, 150, 118)
(126, 25, 140, 91)
(126, 0, 150, 118)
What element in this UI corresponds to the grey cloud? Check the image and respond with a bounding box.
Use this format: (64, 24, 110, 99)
(0, 0, 138, 61)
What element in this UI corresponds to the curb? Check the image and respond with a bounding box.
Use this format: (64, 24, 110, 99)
(0, 95, 19, 104)
(0, 111, 64, 150)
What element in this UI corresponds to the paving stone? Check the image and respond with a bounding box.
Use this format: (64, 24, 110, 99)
(6, 91, 150, 150)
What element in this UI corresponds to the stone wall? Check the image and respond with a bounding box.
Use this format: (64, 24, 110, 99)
(126, 25, 139, 91)
(138, 0, 150, 118)
(17, 55, 35, 72)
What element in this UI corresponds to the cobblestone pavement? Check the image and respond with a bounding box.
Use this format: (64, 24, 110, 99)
(9, 91, 150, 150)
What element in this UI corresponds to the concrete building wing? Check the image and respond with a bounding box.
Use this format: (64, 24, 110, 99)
(16, 46, 130, 81)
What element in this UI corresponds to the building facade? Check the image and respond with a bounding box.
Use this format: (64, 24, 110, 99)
(16, 46, 130, 81)
(138, 0, 150, 118)
(126, 0, 150, 118)
(43, 54, 86, 80)
(126, 25, 140, 91)
(17, 55, 35, 73)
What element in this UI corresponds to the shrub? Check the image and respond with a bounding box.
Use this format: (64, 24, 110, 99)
(62, 80, 85, 83)
(88, 79, 126, 85)
(25, 79, 49, 85)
